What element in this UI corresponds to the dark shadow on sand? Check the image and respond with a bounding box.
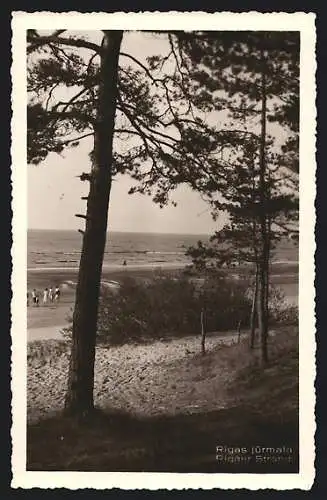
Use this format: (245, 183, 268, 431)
(27, 405, 299, 473)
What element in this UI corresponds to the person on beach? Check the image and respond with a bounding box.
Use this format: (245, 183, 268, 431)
(27, 291, 30, 307)
(54, 285, 61, 302)
(35, 291, 40, 307)
(43, 287, 49, 305)
(48, 287, 53, 302)
(32, 288, 37, 306)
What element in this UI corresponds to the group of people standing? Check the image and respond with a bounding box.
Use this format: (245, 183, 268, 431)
(27, 285, 61, 307)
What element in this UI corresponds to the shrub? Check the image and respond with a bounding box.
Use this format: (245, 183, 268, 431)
(62, 272, 253, 346)
(202, 276, 253, 331)
(96, 274, 201, 344)
(268, 286, 298, 326)
(62, 273, 297, 346)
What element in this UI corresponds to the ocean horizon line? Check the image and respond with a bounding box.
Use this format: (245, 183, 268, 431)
(28, 228, 212, 237)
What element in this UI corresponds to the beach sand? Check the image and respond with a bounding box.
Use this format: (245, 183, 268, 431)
(28, 325, 65, 341)
(27, 302, 72, 341)
(27, 264, 185, 341)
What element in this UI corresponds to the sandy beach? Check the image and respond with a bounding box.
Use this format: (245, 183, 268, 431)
(28, 305, 71, 341)
(27, 263, 186, 341)
(28, 325, 65, 341)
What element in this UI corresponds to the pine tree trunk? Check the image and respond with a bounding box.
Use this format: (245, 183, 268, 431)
(249, 144, 259, 350)
(264, 217, 271, 336)
(64, 31, 123, 416)
(237, 319, 242, 343)
(200, 308, 206, 355)
(257, 40, 269, 366)
(257, 260, 269, 365)
(249, 265, 259, 349)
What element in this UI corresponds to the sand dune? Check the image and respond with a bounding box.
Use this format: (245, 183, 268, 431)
(28, 325, 65, 342)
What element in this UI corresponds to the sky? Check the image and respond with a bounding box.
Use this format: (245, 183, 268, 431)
(28, 144, 223, 234)
(27, 31, 227, 234)
(27, 30, 288, 235)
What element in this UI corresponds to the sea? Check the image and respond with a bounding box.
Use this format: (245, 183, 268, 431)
(27, 229, 299, 303)
(27, 229, 210, 270)
(28, 229, 298, 270)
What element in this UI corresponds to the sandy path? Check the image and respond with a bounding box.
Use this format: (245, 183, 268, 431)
(28, 325, 66, 341)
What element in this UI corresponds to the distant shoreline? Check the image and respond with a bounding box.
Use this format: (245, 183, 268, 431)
(27, 262, 187, 273)
(27, 264, 187, 301)
(27, 260, 298, 337)
(27, 259, 298, 273)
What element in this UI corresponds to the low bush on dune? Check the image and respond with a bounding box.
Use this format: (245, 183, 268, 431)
(62, 272, 297, 346)
(268, 287, 298, 325)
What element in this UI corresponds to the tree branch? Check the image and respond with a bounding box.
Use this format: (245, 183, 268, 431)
(52, 86, 92, 114)
(45, 82, 60, 111)
(27, 33, 101, 54)
(116, 107, 180, 145)
(48, 109, 95, 127)
(119, 52, 161, 86)
(59, 132, 94, 145)
(52, 30, 66, 37)
(272, 221, 299, 234)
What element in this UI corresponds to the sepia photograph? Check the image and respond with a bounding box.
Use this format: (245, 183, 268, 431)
(11, 12, 316, 490)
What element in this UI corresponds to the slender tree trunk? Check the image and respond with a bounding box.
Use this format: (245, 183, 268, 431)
(200, 308, 206, 355)
(264, 215, 272, 336)
(65, 31, 123, 416)
(257, 259, 269, 364)
(257, 41, 269, 366)
(249, 143, 259, 350)
(237, 319, 242, 343)
(265, 173, 272, 337)
(249, 265, 259, 349)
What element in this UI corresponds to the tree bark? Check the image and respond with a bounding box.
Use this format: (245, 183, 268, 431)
(249, 265, 259, 349)
(257, 40, 269, 366)
(237, 319, 242, 343)
(200, 308, 206, 355)
(65, 31, 123, 415)
(257, 259, 269, 365)
(265, 174, 272, 337)
(249, 143, 259, 350)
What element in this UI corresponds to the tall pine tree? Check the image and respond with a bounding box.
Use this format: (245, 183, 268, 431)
(27, 30, 221, 414)
(183, 32, 299, 363)
(136, 31, 299, 364)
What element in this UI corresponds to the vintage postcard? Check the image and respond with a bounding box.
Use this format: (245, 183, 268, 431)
(11, 11, 316, 490)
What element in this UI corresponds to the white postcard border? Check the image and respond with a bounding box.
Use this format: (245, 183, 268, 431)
(11, 11, 316, 490)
